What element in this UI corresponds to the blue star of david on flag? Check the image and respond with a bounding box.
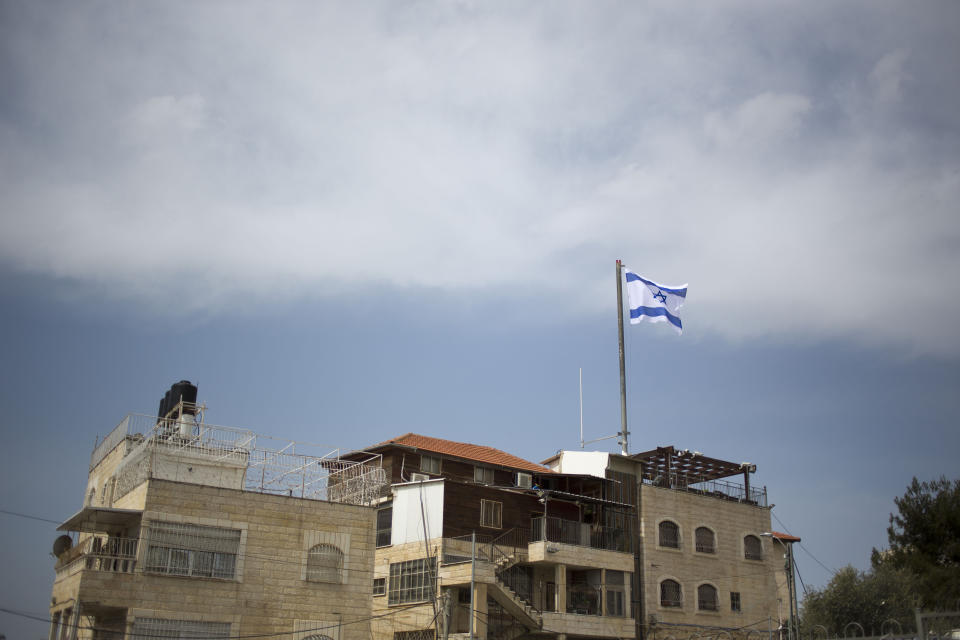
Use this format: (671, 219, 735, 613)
(623, 268, 687, 335)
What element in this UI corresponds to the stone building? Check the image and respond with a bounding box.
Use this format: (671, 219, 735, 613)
(353, 434, 787, 640)
(49, 384, 385, 640)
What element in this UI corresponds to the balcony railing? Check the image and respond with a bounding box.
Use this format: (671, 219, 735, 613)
(530, 516, 632, 553)
(56, 536, 138, 577)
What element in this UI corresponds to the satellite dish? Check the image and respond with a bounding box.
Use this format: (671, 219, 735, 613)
(53, 535, 72, 557)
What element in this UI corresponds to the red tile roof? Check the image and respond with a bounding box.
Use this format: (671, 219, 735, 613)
(369, 433, 551, 474)
(769, 530, 801, 542)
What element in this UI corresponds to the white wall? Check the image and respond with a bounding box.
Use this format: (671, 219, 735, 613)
(391, 479, 445, 545)
(551, 451, 610, 478)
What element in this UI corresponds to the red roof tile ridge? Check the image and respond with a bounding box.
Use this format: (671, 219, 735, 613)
(370, 433, 551, 473)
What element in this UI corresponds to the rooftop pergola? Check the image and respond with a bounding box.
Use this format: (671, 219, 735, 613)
(630, 445, 756, 486)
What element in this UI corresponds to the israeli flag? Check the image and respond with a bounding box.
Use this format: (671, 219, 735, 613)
(624, 268, 687, 335)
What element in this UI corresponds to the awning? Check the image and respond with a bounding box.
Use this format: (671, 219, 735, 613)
(631, 445, 754, 483)
(57, 507, 142, 533)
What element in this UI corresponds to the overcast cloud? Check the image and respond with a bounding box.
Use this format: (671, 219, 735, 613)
(2, 1, 959, 353)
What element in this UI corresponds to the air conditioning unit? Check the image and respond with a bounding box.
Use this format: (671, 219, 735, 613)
(516, 472, 532, 489)
(410, 473, 429, 482)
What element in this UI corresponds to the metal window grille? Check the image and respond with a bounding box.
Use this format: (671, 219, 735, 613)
(695, 527, 716, 553)
(393, 631, 435, 640)
(697, 584, 719, 611)
(143, 521, 240, 579)
(420, 455, 440, 474)
(303, 636, 334, 640)
(730, 591, 742, 612)
(388, 557, 436, 605)
(373, 577, 386, 596)
(658, 521, 680, 549)
(131, 618, 230, 639)
(307, 544, 343, 583)
(474, 466, 494, 484)
(376, 508, 392, 548)
(660, 580, 682, 608)
(480, 499, 502, 529)
(744, 535, 763, 560)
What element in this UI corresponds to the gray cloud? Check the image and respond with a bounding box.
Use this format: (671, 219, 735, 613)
(1, 1, 958, 352)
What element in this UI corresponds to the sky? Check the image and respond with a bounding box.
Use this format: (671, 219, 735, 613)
(1, 1, 959, 637)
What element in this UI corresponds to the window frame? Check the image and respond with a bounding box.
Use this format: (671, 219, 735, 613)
(388, 557, 436, 605)
(420, 455, 441, 474)
(474, 466, 495, 485)
(376, 507, 393, 548)
(659, 579, 682, 608)
(480, 499, 503, 529)
(697, 583, 719, 611)
(143, 521, 241, 580)
(306, 543, 344, 584)
(695, 526, 716, 554)
(730, 591, 742, 612)
(373, 577, 386, 596)
(658, 520, 680, 549)
(744, 534, 763, 561)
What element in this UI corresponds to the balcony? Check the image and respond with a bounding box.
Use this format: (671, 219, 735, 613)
(55, 536, 139, 579)
(531, 516, 632, 553)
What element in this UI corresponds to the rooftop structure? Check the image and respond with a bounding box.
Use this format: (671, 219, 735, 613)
(91, 404, 387, 505)
(366, 432, 550, 474)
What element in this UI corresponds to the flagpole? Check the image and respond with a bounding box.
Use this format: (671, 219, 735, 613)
(616, 259, 629, 455)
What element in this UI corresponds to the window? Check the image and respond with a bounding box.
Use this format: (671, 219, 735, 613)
(658, 520, 680, 549)
(388, 557, 436, 605)
(474, 466, 494, 484)
(695, 527, 716, 553)
(480, 499, 502, 529)
(744, 535, 763, 560)
(731, 591, 742, 612)
(606, 570, 625, 617)
(307, 544, 343, 583)
(697, 584, 719, 611)
(304, 636, 334, 640)
(420, 455, 440, 474)
(144, 521, 240, 579)
(394, 631, 435, 640)
(373, 577, 386, 596)
(376, 508, 393, 547)
(131, 618, 230, 639)
(660, 579, 682, 607)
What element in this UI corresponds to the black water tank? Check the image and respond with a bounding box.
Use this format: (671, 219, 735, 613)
(170, 380, 198, 414)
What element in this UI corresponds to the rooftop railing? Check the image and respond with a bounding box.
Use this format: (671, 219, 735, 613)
(646, 473, 767, 506)
(92, 413, 387, 505)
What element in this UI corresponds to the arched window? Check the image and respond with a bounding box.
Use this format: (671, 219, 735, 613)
(695, 527, 715, 553)
(697, 583, 719, 611)
(658, 520, 680, 549)
(303, 636, 333, 640)
(307, 544, 343, 583)
(660, 579, 682, 607)
(744, 535, 762, 560)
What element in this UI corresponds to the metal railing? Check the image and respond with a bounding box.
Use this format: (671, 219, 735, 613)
(646, 472, 767, 506)
(94, 413, 387, 505)
(56, 536, 139, 577)
(530, 516, 631, 552)
(90, 416, 130, 470)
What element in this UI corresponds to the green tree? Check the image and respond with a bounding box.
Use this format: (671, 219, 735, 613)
(800, 564, 916, 636)
(872, 476, 960, 609)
